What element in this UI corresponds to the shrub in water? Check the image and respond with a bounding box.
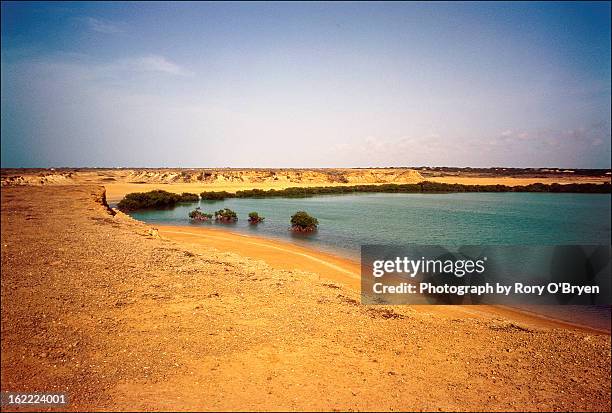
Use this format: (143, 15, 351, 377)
(248, 211, 265, 224)
(290, 211, 318, 232)
(215, 208, 238, 223)
(188, 207, 212, 222)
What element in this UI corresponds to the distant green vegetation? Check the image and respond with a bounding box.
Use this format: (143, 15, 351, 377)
(290, 211, 318, 232)
(119, 181, 610, 211)
(179, 192, 200, 202)
(215, 208, 238, 222)
(200, 190, 232, 200)
(118, 190, 200, 211)
(188, 207, 212, 221)
(248, 211, 265, 224)
(196, 181, 612, 199)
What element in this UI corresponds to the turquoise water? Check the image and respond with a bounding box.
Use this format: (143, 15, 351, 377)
(125, 193, 611, 332)
(127, 193, 611, 260)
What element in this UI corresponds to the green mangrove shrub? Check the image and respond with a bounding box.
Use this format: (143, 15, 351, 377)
(200, 190, 233, 200)
(188, 207, 212, 222)
(117, 190, 182, 211)
(290, 211, 318, 232)
(248, 211, 265, 224)
(215, 208, 238, 223)
(179, 192, 200, 203)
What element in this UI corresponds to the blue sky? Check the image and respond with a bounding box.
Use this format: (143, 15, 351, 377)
(1, 1, 610, 168)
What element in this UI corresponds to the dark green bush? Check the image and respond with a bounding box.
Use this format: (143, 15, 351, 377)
(117, 190, 182, 211)
(188, 207, 212, 221)
(215, 181, 611, 199)
(179, 192, 199, 203)
(290, 211, 318, 232)
(248, 211, 265, 224)
(200, 191, 234, 200)
(215, 208, 238, 222)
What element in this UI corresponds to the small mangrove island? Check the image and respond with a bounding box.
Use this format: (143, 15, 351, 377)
(215, 208, 238, 223)
(290, 211, 318, 232)
(189, 207, 213, 222)
(248, 212, 265, 224)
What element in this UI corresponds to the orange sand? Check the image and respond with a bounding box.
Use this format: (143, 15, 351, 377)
(156, 224, 604, 333)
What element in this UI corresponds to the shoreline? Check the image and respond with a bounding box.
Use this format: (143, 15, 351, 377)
(156, 224, 362, 290)
(155, 223, 610, 335)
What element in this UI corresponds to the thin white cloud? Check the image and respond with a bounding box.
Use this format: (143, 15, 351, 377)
(499, 130, 531, 141)
(78, 17, 124, 34)
(29, 53, 192, 79)
(118, 55, 191, 76)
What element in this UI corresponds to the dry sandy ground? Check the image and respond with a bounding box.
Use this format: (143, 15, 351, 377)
(1, 185, 611, 411)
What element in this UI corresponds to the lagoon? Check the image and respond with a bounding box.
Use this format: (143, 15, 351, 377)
(127, 192, 611, 260)
(126, 192, 612, 331)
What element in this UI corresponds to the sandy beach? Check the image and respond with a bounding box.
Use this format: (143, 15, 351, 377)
(156, 224, 608, 333)
(1, 184, 610, 411)
(157, 225, 362, 290)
